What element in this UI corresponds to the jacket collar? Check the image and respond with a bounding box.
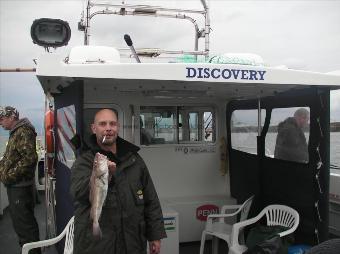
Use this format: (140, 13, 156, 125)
(10, 118, 36, 135)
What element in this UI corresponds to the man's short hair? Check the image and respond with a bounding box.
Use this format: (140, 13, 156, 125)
(0, 106, 19, 119)
(93, 108, 118, 122)
(294, 108, 309, 119)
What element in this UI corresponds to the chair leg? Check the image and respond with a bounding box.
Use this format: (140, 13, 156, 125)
(199, 231, 206, 254)
(212, 236, 219, 254)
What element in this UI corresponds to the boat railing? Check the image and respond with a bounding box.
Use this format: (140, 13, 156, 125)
(118, 48, 208, 58)
(79, 0, 210, 60)
(45, 175, 57, 239)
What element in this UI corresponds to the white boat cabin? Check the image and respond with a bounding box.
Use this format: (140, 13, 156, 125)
(30, 0, 340, 251)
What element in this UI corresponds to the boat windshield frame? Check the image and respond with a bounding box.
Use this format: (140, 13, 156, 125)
(79, 0, 210, 60)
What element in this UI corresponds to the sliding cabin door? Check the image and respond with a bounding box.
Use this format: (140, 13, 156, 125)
(227, 88, 330, 244)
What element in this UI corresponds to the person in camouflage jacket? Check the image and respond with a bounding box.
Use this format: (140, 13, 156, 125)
(0, 106, 41, 254)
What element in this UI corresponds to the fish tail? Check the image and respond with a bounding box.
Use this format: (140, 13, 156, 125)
(93, 221, 102, 239)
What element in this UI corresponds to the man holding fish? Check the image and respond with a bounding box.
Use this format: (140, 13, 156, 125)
(70, 108, 166, 254)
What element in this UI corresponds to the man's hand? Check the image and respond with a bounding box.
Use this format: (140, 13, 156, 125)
(107, 160, 116, 175)
(149, 240, 161, 254)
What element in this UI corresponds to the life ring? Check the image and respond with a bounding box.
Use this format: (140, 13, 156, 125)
(45, 110, 54, 173)
(45, 110, 54, 153)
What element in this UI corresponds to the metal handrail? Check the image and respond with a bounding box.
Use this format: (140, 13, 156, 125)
(81, 0, 210, 59)
(90, 2, 206, 14)
(45, 175, 56, 239)
(118, 48, 208, 56)
(89, 9, 201, 52)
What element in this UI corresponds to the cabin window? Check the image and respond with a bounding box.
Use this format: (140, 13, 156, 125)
(331, 132, 339, 171)
(203, 111, 214, 142)
(231, 109, 266, 155)
(178, 112, 199, 142)
(140, 106, 215, 145)
(265, 107, 310, 163)
(140, 106, 176, 144)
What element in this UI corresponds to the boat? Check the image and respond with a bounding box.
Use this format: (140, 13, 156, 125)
(26, 0, 340, 252)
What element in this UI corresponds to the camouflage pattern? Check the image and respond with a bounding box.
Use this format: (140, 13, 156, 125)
(0, 106, 19, 118)
(0, 118, 38, 185)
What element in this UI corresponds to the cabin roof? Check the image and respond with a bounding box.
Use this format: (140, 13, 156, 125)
(35, 51, 340, 100)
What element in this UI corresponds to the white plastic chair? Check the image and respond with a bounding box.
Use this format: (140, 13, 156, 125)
(199, 195, 254, 254)
(228, 204, 300, 254)
(22, 216, 74, 254)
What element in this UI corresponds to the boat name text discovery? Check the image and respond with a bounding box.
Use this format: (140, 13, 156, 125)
(186, 67, 266, 81)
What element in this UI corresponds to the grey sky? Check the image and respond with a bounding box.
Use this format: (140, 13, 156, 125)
(1, 0, 340, 133)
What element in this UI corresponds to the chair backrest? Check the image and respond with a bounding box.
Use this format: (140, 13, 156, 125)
(63, 216, 74, 254)
(263, 204, 299, 237)
(239, 195, 255, 222)
(229, 204, 300, 251)
(21, 216, 75, 254)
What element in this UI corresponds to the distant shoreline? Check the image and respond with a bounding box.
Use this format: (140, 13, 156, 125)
(330, 122, 340, 132)
(231, 122, 340, 133)
(0, 122, 339, 136)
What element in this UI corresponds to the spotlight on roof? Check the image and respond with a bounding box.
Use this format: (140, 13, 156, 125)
(31, 18, 71, 49)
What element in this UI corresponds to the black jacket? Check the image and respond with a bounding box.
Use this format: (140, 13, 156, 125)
(70, 135, 166, 254)
(274, 117, 308, 163)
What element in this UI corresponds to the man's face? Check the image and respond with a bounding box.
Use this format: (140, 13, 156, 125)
(91, 109, 119, 146)
(0, 115, 15, 130)
(297, 114, 309, 128)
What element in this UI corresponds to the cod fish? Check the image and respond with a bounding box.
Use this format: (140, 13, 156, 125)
(90, 152, 109, 238)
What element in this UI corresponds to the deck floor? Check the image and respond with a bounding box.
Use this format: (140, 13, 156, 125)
(0, 192, 228, 254)
(2, 192, 340, 254)
(0, 192, 57, 254)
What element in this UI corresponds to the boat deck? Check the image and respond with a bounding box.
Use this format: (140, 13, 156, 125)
(0, 192, 57, 254)
(2, 191, 340, 253)
(0, 192, 228, 254)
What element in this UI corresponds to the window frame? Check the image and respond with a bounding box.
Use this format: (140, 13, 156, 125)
(230, 108, 266, 155)
(139, 105, 216, 146)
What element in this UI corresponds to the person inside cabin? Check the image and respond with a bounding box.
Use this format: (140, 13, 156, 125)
(70, 108, 166, 254)
(274, 108, 309, 163)
(0, 106, 41, 254)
